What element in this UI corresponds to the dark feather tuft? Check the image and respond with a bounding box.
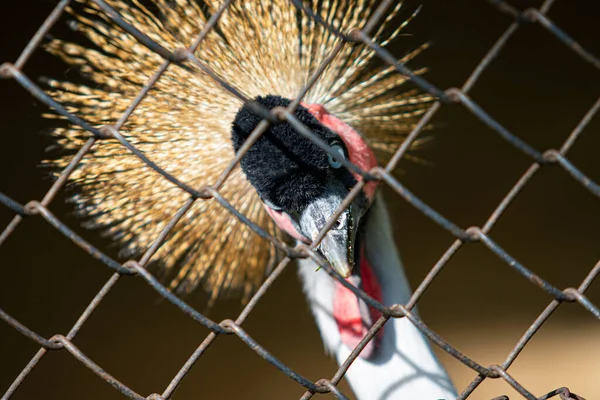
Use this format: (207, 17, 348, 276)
(232, 95, 338, 212)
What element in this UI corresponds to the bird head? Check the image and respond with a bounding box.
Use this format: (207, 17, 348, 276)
(232, 95, 378, 278)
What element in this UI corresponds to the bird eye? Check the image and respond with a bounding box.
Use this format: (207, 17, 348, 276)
(327, 144, 346, 169)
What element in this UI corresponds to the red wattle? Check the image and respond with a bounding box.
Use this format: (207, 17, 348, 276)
(333, 244, 383, 358)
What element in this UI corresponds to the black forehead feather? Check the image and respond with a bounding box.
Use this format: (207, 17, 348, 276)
(231, 95, 337, 212)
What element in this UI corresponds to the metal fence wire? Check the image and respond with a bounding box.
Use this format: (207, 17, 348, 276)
(1, 0, 599, 399)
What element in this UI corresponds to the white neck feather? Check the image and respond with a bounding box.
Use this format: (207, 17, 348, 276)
(298, 194, 457, 400)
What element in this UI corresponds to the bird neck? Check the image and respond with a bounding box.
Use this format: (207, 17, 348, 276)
(297, 194, 457, 400)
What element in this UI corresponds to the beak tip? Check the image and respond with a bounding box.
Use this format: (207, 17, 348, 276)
(335, 264, 353, 279)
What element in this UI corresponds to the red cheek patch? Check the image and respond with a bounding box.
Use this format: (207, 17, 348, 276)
(333, 245, 383, 358)
(302, 103, 379, 201)
(264, 205, 309, 243)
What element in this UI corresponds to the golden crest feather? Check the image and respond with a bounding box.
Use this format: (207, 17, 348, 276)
(42, 0, 431, 302)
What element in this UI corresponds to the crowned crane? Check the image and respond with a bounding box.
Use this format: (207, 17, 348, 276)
(43, 0, 457, 398)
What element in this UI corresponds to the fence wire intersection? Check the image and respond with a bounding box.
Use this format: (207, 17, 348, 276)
(1, 0, 599, 399)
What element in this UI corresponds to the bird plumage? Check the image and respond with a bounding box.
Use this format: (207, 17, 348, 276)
(43, 0, 430, 302)
(298, 195, 456, 398)
(41, 1, 459, 398)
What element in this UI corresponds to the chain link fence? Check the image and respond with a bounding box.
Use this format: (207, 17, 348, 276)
(1, 0, 599, 399)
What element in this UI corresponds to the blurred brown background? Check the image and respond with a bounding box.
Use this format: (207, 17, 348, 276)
(1, 0, 599, 399)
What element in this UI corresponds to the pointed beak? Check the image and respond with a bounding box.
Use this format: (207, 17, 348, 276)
(318, 209, 355, 278)
(298, 193, 358, 278)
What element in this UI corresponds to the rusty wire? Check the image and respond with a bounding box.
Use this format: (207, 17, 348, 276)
(0, 0, 599, 399)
